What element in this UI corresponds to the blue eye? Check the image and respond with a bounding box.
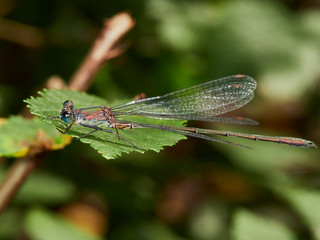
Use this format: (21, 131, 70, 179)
(63, 100, 73, 108)
(60, 100, 75, 123)
(60, 111, 73, 123)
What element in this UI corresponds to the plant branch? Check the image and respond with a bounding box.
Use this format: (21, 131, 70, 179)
(0, 156, 44, 213)
(69, 12, 135, 91)
(0, 12, 135, 214)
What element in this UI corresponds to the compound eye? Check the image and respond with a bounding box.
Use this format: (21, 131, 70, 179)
(60, 110, 73, 123)
(63, 100, 74, 109)
(63, 112, 70, 118)
(63, 100, 70, 106)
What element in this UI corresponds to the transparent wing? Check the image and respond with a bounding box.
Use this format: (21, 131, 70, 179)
(112, 75, 257, 122)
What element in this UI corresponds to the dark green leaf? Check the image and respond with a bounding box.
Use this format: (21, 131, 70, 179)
(0, 208, 20, 239)
(111, 220, 180, 240)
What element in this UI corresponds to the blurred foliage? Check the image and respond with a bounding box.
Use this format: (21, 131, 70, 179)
(0, 0, 320, 239)
(0, 116, 71, 157)
(232, 209, 295, 240)
(25, 208, 104, 240)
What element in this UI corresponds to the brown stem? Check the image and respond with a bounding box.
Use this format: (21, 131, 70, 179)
(69, 12, 135, 91)
(0, 12, 135, 215)
(0, 156, 44, 214)
(0, 17, 45, 48)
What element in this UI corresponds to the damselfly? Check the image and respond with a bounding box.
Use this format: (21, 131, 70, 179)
(54, 75, 316, 149)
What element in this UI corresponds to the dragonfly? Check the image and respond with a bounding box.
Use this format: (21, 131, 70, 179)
(55, 74, 316, 150)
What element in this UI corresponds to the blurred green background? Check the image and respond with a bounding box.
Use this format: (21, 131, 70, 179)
(1, 0, 320, 239)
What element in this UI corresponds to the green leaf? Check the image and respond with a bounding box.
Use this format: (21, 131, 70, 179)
(279, 188, 320, 240)
(24, 89, 186, 159)
(232, 209, 295, 240)
(0, 116, 71, 158)
(25, 208, 104, 240)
